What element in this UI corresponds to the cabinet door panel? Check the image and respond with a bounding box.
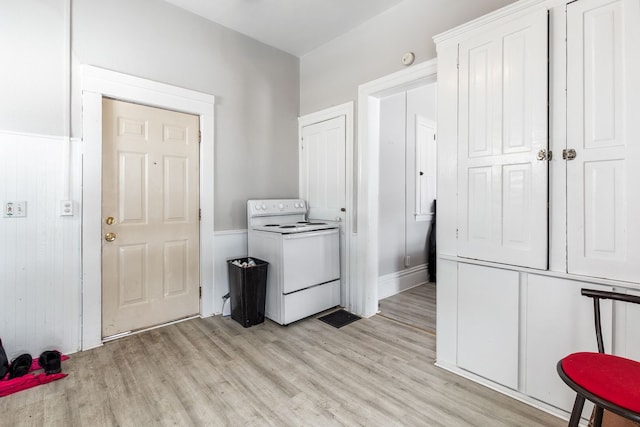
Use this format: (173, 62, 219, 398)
(524, 276, 611, 414)
(457, 264, 519, 389)
(567, 0, 640, 282)
(457, 9, 548, 269)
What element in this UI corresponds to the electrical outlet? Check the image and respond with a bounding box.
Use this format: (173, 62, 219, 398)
(60, 200, 73, 216)
(4, 201, 27, 218)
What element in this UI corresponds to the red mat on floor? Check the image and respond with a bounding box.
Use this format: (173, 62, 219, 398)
(0, 354, 69, 397)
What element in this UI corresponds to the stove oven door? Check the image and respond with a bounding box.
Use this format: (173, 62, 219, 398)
(281, 229, 340, 294)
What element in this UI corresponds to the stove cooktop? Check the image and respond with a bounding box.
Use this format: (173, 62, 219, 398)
(251, 221, 337, 234)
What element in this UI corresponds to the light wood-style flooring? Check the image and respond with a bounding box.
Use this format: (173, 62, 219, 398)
(379, 283, 436, 333)
(0, 288, 564, 427)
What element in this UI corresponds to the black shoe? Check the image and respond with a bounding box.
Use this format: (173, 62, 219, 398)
(38, 351, 61, 375)
(8, 354, 32, 379)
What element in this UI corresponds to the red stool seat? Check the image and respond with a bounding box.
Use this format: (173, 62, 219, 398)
(561, 352, 640, 413)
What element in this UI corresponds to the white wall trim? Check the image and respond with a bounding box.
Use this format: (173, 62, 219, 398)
(356, 59, 438, 317)
(80, 65, 215, 350)
(378, 264, 429, 300)
(298, 101, 354, 309)
(433, 0, 548, 45)
(214, 229, 248, 236)
(0, 129, 69, 141)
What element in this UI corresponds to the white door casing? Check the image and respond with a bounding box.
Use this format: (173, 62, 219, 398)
(456, 8, 548, 270)
(566, 0, 640, 283)
(299, 102, 353, 307)
(81, 65, 215, 350)
(101, 99, 200, 337)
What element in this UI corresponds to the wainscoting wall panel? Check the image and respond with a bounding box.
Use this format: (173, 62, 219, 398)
(213, 229, 248, 314)
(0, 131, 81, 357)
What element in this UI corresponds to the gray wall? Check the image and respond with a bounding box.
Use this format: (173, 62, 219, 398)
(0, 0, 68, 136)
(1, 0, 300, 231)
(300, 0, 516, 115)
(72, 0, 300, 230)
(378, 84, 435, 276)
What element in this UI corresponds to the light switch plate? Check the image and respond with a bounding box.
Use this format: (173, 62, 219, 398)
(4, 201, 27, 217)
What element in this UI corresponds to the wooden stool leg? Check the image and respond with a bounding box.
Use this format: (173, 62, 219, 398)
(568, 394, 585, 427)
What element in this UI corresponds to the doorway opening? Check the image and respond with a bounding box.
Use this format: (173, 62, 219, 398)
(376, 80, 437, 333)
(355, 59, 437, 319)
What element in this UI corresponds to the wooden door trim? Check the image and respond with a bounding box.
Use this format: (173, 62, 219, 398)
(81, 65, 215, 350)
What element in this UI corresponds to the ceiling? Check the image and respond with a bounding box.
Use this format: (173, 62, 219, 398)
(163, 0, 406, 57)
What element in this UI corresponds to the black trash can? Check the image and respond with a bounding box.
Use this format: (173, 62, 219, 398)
(227, 257, 268, 327)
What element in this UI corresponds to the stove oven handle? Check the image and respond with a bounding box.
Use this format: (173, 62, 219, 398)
(282, 229, 338, 240)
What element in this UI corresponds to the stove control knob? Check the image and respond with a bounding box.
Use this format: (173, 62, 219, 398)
(261, 203, 267, 210)
(279, 203, 284, 210)
(254, 204, 261, 210)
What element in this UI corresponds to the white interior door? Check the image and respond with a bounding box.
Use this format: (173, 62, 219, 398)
(566, 0, 640, 283)
(102, 98, 200, 338)
(300, 116, 346, 223)
(457, 8, 548, 269)
(416, 116, 437, 217)
(300, 115, 347, 304)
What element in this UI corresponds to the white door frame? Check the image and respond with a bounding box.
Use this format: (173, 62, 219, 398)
(298, 102, 354, 308)
(81, 65, 215, 350)
(356, 59, 437, 317)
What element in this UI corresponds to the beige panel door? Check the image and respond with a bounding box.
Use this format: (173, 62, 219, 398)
(102, 98, 200, 338)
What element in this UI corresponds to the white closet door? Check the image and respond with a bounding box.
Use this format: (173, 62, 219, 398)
(300, 116, 346, 223)
(567, 0, 640, 283)
(457, 8, 548, 269)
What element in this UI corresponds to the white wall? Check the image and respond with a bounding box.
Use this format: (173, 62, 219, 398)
(300, 0, 516, 115)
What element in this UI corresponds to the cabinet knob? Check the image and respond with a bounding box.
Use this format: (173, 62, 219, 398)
(563, 149, 577, 160)
(536, 149, 550, 161)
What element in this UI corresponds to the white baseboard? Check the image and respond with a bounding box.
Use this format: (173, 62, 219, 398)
(434, 360, 573, 425)
(378, 264, 429, 300)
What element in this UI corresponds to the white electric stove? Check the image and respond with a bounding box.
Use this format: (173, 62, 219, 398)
(247, 199, 340, 325)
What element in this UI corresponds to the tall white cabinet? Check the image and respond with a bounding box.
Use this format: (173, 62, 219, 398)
(435, 0, 640, 420)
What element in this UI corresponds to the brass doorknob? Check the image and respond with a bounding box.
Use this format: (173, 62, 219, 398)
(105, 216, 116, 225)
(105, 232, 116, 242)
